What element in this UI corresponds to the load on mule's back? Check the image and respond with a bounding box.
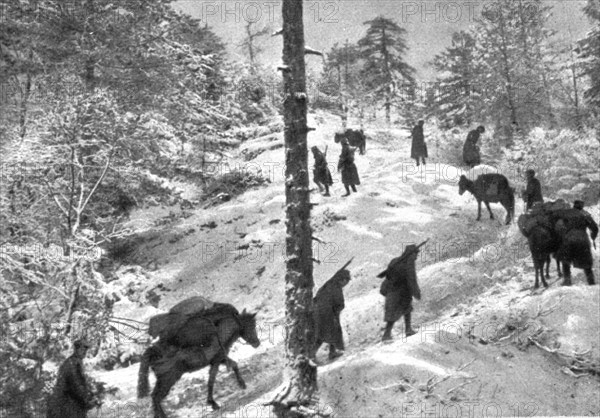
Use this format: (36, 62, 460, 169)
(139, 296, 260, 416)
(517, 200, 570, 289)
(335, 128, 366, 155)
(458, 173, 515, 225)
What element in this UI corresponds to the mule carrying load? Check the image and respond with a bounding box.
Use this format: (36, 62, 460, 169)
(518, 199, 598, 287)
(517, 199, 570, 237)
(148, 296, 238, 347)
(140, 297, 260, 416)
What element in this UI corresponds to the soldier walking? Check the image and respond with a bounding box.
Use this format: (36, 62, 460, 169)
(553, 202, 598, 286)
(463, 125, 484, 168)
(313, 259, 352, 361)
(47, 339, 97, 418)
(377, 241, 427, 342)
(410, 120, 427, 166)
(338, 138, 360, 197)
(311, 146, 333, 197)
(522, 169, 544, 211)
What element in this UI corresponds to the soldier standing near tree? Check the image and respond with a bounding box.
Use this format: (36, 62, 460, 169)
(47, 339, 97, 418)
(311, 146, 333, 197)
(377, 241, 427, 342)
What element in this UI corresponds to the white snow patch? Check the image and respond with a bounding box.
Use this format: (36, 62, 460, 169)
(461, 164, 500, 181)
(565, 314, 584, 330)
(376, 207, 433, 224)
(370, 351, 450, 375)
(340, 221, 383, 239)
(243, 228, 281, 244)
(264, 194, 286, 206)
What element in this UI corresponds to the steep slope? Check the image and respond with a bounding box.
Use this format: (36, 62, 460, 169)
(90, 111, 600, 417)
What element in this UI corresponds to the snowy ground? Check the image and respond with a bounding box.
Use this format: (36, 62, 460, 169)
(88, 111, 600, 417)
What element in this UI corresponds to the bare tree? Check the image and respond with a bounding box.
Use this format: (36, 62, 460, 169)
(239, 21, 270, 70)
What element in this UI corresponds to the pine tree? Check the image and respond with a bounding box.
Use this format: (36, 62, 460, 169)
(474, 0, 556, 131)
(430, 31, 484, 126)
(358, 16, 415, 124)
(322, 41, 361, 125)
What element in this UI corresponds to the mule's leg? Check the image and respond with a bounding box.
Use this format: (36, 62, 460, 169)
(561, 263, 572, 286)
(541, 255, 549, 288)
(476, 200, 482, 221)
(207, 363, 221, 410)
(501, 198, 512, 224)
(226, 358, 247, 389)
(585, 268, 596, 285)
(152, 369, 184, 418)
(533, 256, 540, 289)
(484, 200, 494, 219)
(556, 258, 562, 277)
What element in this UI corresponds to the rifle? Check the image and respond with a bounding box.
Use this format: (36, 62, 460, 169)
(334, 257, 354, 276)
(376, 239, 429, 279)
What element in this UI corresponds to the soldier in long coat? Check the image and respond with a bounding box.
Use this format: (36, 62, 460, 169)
(313, 268, 351, 360)
(338, 138, 360, 197)
(47, 340, 96, 418)
(522, 169, 543, 211)
(379, 245, 422, 341)
(311, 146, 333, 196)
(410, 120, 427, 166)
(553, 203, 598, 286)
(463, 125, 484, 168)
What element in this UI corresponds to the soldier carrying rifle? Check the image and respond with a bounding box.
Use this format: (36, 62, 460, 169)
(377, 240, 428, 342)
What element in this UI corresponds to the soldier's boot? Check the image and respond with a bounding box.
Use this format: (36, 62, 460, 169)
(404, 313, 417, 337)
(585, 268, 596, 285)
(351, 184, 357, 192)
(328, 344, 343, 360)
(324, 185, 330, 197)
(414, 158, 420, 167)
(422, 158, 426, 166)
(561, 264, 573, 286)
(382, 322, 394, 342)
(343, 185, 351, 197)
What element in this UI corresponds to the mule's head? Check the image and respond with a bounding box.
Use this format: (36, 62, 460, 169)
(239, 309, 260, 348)
(334, 132, 344, 144)
(458, 175, 469, 195)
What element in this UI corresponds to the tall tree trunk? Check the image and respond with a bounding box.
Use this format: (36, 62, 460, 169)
(19, 73, 32, 140)
(381, 28, 393, 124)
(497, 14, 518, 125)
(269, 0, 318, 416)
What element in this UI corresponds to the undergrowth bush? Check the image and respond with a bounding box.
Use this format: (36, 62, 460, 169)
(501, 127, 600, 204)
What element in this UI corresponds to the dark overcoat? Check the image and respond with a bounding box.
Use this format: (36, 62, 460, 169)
(410, 125, 428, 159)
(553, 209, 598, 269)
(47, 355, 93, 418)
(313, 273, 347, 350)
(523, 177, 543, 210)
(463, 130, 481, 167)
(338, 144, 360, 186)
(313, 149, 333, 186)
(380, 257, 420, 323)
